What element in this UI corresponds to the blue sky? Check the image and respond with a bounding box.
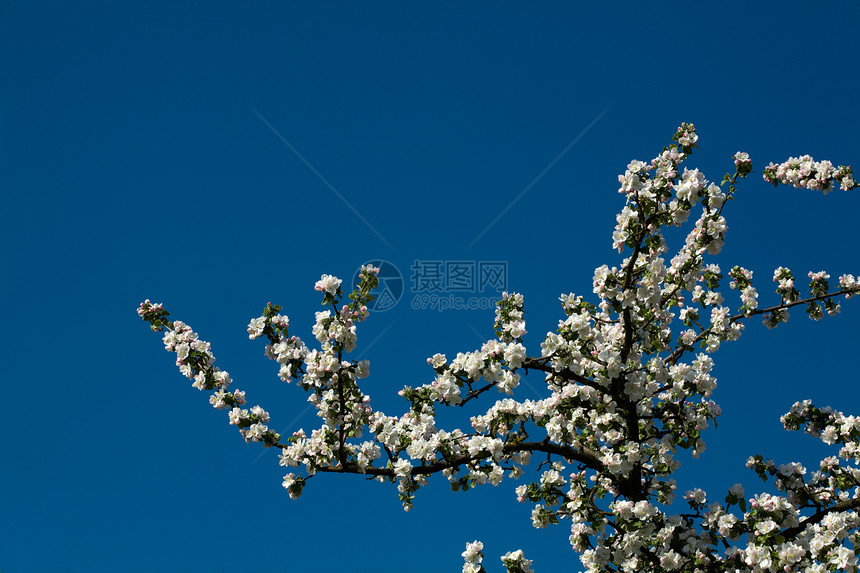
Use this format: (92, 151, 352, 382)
(2, 2, 859, 572)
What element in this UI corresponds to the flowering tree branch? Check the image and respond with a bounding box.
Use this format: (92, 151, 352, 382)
(138, 124, 860, 573)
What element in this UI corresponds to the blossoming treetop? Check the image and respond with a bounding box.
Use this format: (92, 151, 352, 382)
(138, 124, 860, 573)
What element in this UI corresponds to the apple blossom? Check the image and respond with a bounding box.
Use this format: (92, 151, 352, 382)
(138, 127, 860, 572)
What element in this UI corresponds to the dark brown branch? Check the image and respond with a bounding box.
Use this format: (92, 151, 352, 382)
(616, 238, 646, 500)
(458, 381, 499, 406)
(665, 288, 857, 365)
(731, 289, 858, 321)
(315, 440, 605, 480)
(619, 241, 643, 365)
(781, 497, 860, 541)
(521, 357, 604, 392)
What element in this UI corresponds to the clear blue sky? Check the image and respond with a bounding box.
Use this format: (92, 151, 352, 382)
(2, 2, 859, 572)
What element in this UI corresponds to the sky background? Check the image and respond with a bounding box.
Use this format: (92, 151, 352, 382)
(2, 2, 859, 572)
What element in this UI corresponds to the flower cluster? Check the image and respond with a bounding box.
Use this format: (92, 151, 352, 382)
(673, 121, 698, 153)
(462, 540, 485, 573)
(733, 151, 753, 177)
(728, 265, 758, 314)
(314, 274, 342, 295)
(139, 126, 860, 573)
(500, 549, 534, 573)
(759, 267, 859, 329)
(763, 155, 856, 193)
(137, 300, 279, 446)
(495, 292, 526, 342)
(137, 299, 169, 330)
(807, 271, 841, 320)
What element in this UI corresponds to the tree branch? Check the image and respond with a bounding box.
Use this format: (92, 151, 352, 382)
(781, 497, 860, 541)
(316, 440, 606, 480)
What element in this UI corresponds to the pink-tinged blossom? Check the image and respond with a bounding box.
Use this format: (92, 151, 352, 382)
(314, 274, 342, 295)
(247, 317, 266, 340)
